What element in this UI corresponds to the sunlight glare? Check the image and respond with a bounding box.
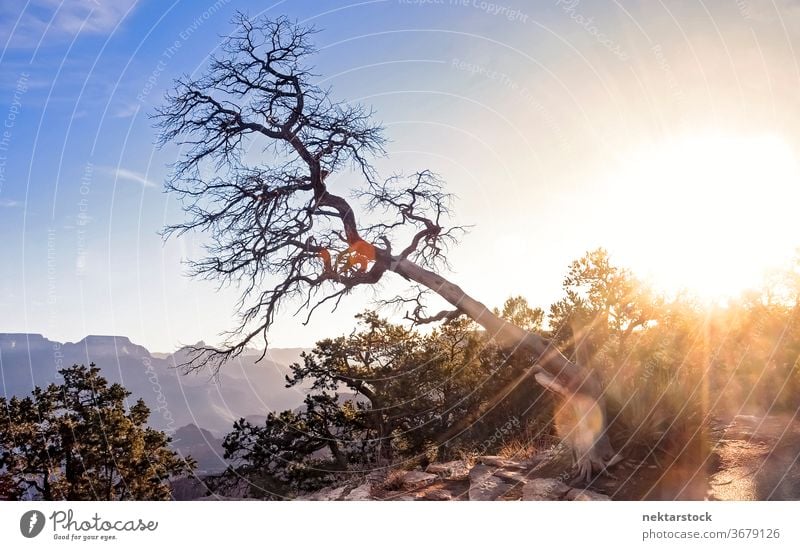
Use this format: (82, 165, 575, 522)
(597, 133, 800, 299)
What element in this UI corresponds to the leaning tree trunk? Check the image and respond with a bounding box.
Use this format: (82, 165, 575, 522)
(153, 11, 619, 479)
(390, 257, 621, 481)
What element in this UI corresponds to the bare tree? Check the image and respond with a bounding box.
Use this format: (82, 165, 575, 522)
(155, 13, 620, 480)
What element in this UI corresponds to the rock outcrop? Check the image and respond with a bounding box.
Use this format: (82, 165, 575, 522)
(295, 452, 615, 501)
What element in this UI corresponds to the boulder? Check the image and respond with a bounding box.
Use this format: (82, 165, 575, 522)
(469, 465, 513, 500)
(383, 491, 415, 501)
(477, 456, 516, 468)
(566, 488, 611, 501)
(426, 460, 470, 480)
(493, 469, 528, 484)
(401, 470, 438, 488)
(344, 482, 373, 501)
(469, 475, 513, 501)
(522, 478, 571, 501)
(303, 485, 349, 501)
(469, 464, 495, 483)
(417, 488, 453, 501)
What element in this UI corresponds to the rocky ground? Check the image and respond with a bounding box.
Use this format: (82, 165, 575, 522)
(299, 455, 611, 502)
(295, 414, 800, 501)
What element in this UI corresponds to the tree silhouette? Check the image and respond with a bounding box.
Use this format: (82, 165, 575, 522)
(0, 364, 193, 500)
(223, 308, 552, 497)
(156, 13, 619, 480)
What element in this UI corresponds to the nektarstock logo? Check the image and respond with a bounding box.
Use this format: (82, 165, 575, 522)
(20, 510, 46, 538)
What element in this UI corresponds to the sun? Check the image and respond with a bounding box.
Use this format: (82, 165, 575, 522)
(597, 132, 800, 300)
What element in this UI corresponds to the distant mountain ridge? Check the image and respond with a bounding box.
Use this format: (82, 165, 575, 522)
(171, 423, 226, 474)
(0, 333, 311, 436)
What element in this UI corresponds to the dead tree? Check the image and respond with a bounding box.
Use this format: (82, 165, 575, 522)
(155, 13, 620, 480)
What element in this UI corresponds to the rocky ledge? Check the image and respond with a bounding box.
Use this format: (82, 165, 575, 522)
(297, 455, 611, 501)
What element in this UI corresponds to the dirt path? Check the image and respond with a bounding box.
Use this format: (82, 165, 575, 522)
(708, 414, 800, 500)
(590, 413, 800, 500)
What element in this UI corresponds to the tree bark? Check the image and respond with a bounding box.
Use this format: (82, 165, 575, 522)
(327, 438, 348, 470)
(390, 257, 621, 480)
(43, 467, 52, 501)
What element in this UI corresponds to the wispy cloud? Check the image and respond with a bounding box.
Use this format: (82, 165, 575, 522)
(101, 167, 156, 188)
(2, 0, 139, 47)
(112, 102, 141, 119)
(0, 199, 21, 208)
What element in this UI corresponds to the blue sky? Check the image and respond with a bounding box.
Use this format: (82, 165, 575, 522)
(1, 0, 800, 351)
